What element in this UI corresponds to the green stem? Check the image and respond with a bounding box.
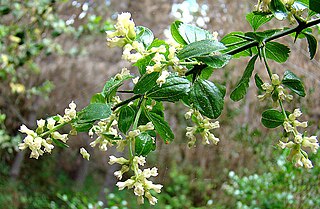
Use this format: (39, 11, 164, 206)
(279, 100, 288, 120)
(129, 98, 144, 160)
(261, 46, 273, 79)
(227, 17, 320, 56)
(111, 94, 141, 111)
(39, 122, 68, 138)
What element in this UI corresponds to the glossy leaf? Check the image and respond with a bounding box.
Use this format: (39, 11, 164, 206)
(52, 138, 69, 148)
(145, 111, 174, 142)
(102, 75, 133, 103)
(90, 93, 105, 104)
(135, 132, 156, 156)
(254, 73, 264, 91)
(190, 79, 224, 119)
(177, 40, 226, 60)
(246, 12, 273, 31)
(133, 72, 160, 94)
(265, 42, 290, 63)
(177, 23, 214, 44)
(303, 32, 318, 59)
(72, 122, 93, 133)
(261, 109, 285, 128)
(147, 75, 191, 102)
(221, 32, 252, 58)
(135, 26, 154, 48)
(118, 105, 135, 133)
(269, 0, 288, 20)
(170, 21, 188, 45)
(282, 70, 306, 97)
(77, 103, 112, 123)
(196, 54, 231, 69)
(230, 55, 258, 101)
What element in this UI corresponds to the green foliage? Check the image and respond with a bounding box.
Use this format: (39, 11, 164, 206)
(282, 70, 306, 97)
(246, 12, 273, 31)
(261, 109, 285, 128)
(135, 26, 154, 48)
(190, 79, 225, 119)
(135, 132, 156, 156)
(264, 42, 290, 63)
(270, 0, 288, 20)
(77, 103, 112, 123)
(231, 55, 258, 101)
(145, 111, 174, 143)
(310, 0, 320, 13)
(118, 106, 136, 134)
(302, 32, 318, 59)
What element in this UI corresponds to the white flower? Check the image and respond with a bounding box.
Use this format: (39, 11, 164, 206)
(133, 77, 139, 84)
(47, 118, 56, 130)
(117, 179, 135, 190)
(37, 119, 46, 129)
(156, 70, 170, 87)
(302, 136, 319, 154)
(271, 74, 281, 86)
(134, 182, 145, 196)
(301, 157, 313, 169)
(80, 147, 90, 160)
(138, 122, 154, 132)
(63, 101, 77, 122)
(145, 191, 158, 205)
(51, 131, 68, 143)
(128, 129, 140, 138)
(114, 165, 129, 180)
(19, 125, 36, 137)
(278, 140, 295, 149)
(134, 156, 146, 166)
(109, 156, 129, 165)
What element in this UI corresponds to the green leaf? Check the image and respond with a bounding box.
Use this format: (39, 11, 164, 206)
(77, 103, 112, 123)
(265, 42, 290, 63)
(200, 66, 214, 79)
(177, 40, 226, 60)
(190, 79, 225, 119)
(261, 109, 285, 128)
(230, 55, 258, 101)
(177, 23, 214, 44)
(147, 74, 191, 102)
(246, 12, 273, 31)
(133, 53, 155, 74)
(282, 70, 306, 97)
(72, 122, 93, 132)
(52, 138, 69, 148)
(310, 0, 320, 13)
(118, 105, 135, 133)
(90, 93, 105, 104)
(145, 111, 174, 142)
(135, 26, 154, 48)
(254, 73, 264, 91)
(270, 0, 288, 20)
(133, 72, 160, 94)
(102, 75, 133, 103)
(221, 32, 252, 58)
(135, 132, 156, 156)
(196, 54, 231, 69)
(303, 32, 318, 59)
(148, 39, 170, 57)
(170, 21, 188, 45)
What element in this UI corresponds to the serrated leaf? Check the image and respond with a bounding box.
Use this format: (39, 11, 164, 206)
(303, 32, 318, 59)
(265, 42, 290, 63)
(177, 40, 226, 60)
(254, 73, 264, 91)
(77, 103, 111, 123)
(177, 23, 214, 44)
(221, 32, 252, 58)
(102, 75, 133, 103)
(246, 12, 273, 31)
(170, 21, 188, 45)
(200, 66, 214, 79)
(133, 72, 160, 94)
(145, 111, 174, 142)
(135, 26, 154, 48)
(230, 55, 258, 101)
(190, 79, 225, 119)
(90, 93, 105, 104)
(310, 0, 320, 13)
(118, 105, 135, 133)
(146, 74, 191, 102)
(270, 0, 288, 20)
(261, 109, 285, 128)
(282, 70, 306, 97)
(196, 54, 231, 69)
(135, 132, 156, 156)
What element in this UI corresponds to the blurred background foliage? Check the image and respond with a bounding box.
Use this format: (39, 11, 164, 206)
(0, 0, 319, 208)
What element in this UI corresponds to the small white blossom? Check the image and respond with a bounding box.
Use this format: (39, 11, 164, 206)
(109, 156, 130, 165)
(156, 70, 170, 87)
(80, 147, 90, 160)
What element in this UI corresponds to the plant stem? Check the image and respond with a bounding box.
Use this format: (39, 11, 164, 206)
(111, 94, 141, 111)
(279, 100, 288, 120)
(39, 122, 68, 138)
(261, 46, 273, 79)
(117, 90, 134, 93)
(227, 17, 320, 56)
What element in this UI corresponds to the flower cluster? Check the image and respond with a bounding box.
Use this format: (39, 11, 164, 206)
(278, 109, 319, 168)
(185, 109, 220, 147)
(109, 155, 162, 205)
(19, 101, 77, 159)
(255, 0, 295, 13)
(106, 12, 136, 47)
(258, 74, 293, 106)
